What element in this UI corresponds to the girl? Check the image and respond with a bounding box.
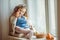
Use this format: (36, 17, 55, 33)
(9, 4, 33, 40)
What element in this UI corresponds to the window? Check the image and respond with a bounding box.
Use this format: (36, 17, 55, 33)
(26, 0, 57, 37)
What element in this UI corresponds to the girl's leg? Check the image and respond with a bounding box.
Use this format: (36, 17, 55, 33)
(15, 27, 33, 39)
(25, 30, 33, 39)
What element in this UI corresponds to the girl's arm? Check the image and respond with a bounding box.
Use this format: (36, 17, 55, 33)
(25, 17, 33, 30)
(10, 16, 17, 35)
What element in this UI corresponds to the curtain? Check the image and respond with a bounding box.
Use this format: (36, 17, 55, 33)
(27, 0, 46, 33)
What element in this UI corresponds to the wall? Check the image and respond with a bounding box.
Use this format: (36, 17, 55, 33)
(57, 0, 60, 40)
(0, 10, 2, 40)
(0, 0, 10, 40)
(0, 0, 2, 40)
(0, 20, 2, 40)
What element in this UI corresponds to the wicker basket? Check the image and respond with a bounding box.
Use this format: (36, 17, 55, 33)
(36, 33, 45, 38)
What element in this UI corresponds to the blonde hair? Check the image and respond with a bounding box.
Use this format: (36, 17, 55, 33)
(11, 4, 28, 18)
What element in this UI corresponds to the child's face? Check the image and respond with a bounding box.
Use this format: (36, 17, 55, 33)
(19, 8, 26, 16)
(16, 8, 26, 17)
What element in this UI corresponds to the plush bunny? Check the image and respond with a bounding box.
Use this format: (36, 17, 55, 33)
(46, 33, 54, 40)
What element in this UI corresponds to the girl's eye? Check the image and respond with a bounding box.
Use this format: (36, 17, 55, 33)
(20, 11, 24, 13)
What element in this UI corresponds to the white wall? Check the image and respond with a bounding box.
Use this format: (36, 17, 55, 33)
(0, 0, 2, 39)
(0, 0, 9, 40)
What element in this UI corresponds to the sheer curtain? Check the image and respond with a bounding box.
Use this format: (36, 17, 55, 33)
(48, 0, 57, 36)
(26, 0, 57, 36)
(27, 0, 46, 33)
